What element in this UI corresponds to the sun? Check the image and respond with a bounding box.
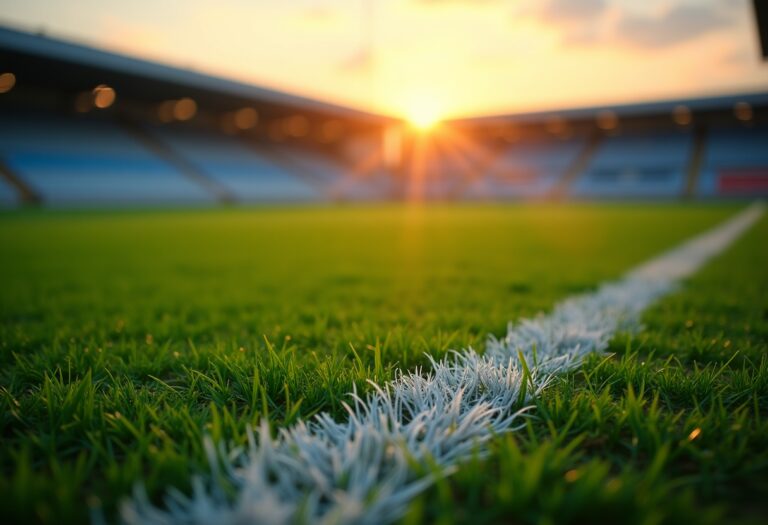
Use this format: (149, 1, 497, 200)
(407, 107, 441, 131)
(401, 93, 443, 131)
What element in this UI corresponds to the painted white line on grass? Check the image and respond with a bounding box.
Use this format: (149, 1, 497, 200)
(121, 203, 764, 525)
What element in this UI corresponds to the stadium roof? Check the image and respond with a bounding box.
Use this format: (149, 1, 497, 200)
(0, 25, 388, 122)
(452, 91, 768, 126)
(2, 24, 765, 127)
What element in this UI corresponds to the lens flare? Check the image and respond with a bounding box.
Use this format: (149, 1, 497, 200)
(406, 107, 440, 131)
(402, 93, 443, 132)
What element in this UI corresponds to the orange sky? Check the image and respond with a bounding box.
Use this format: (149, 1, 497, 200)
(1, 0, 767, 120)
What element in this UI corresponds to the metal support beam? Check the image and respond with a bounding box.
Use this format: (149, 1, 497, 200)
(118, 120, 236, 204)
(0, 158, 41, 205)
(684, 125, 707, 199)
(550, 131, 602, 200)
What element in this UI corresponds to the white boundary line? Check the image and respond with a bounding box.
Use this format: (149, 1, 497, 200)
(121, 203, 764, 525)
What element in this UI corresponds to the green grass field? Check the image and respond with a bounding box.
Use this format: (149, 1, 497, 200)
(1, 204, 766, 524)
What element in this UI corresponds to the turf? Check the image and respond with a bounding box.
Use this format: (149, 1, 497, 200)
(0, 203, 762, 524)
(408, 208, 768, 525)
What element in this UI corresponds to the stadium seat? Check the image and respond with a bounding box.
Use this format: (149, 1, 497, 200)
(282, 144, 396, 201)
(147, 127, 325, 202)
(411, 146, 480, 200)
(265, 143, 391, 201)
(571, 130, 690, 198)
(697, 125, 768, 197)
(0, 113, 216, 205)
(463, 137, 586, 199)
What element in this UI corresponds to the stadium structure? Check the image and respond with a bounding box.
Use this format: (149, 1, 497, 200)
(1, 24, 767, 207)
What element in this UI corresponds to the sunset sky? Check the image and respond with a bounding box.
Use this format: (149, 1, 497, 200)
(1, 0, 767, 120)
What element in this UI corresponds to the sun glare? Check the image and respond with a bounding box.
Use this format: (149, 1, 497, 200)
(408, 108, 440, 131)
(402, 93, 443, 131)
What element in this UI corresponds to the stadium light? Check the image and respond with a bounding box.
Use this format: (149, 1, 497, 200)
(234, 107, 258, 130)
(283, 115, 309, 138)
(0, 72, 15, 93)
(173, 98, 197, 121)
(92, 84, 116, 109)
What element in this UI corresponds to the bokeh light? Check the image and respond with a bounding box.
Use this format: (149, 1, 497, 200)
(283, 115, 309, 138)
(92, 84, 116, 109)
(0, 72, 16, 93)
(173, 98, 197, 121)
(234, 107, 258, 130)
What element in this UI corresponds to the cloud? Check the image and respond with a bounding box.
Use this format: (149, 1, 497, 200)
(516, 0, 736, 49)
(522, 0, 606, 24)
(720, 47, 752, 66)
(617, 4, 735, 48)
(514, 0, 608, 44)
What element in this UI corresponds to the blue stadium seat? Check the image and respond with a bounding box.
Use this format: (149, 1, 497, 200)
(149, 128, 324, 202)
(270, 145, 342, 185)
(464, 137, 585, 199)
(277, 144, 396, 201)
(0, 114, 216, 205)
(572, 131, 690, 198)
(697, 125, 768, 197)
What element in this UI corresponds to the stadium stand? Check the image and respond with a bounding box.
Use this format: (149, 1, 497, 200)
(571, 130, 691, 198)
(697, 125, 768, 197)
(423, 151, 471, 200)
(391, 140, 463, 200)
(0, 112, 216, 205)
(467, 137, 587, 199)
(145, 126, 325, 202)
(268, 144, 395, 201)
(1, 25, 767, 205)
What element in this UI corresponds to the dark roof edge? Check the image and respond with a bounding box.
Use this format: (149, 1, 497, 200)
(449, 91, 768, 125)
(0, 24, 392, 122)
